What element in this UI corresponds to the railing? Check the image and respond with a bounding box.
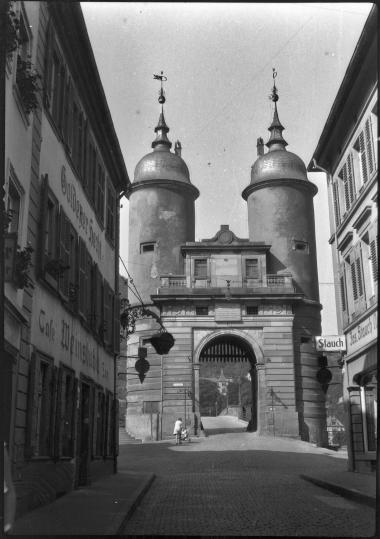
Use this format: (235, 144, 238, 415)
(159, 273, 294, 290)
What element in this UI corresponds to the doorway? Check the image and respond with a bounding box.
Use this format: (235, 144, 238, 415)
(199, 335, 257, 434)
(78, 381, 91, 486)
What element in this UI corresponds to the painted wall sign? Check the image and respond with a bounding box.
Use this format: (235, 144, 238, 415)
(32, 288, 112, 387)
(346, 311, 377, 356)
(315, 335, 346, 352)
(61, 166, 102, 260)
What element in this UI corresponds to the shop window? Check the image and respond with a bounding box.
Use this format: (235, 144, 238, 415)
(194, 259, 207, 278)
(364, 381, 377, 452)
(94, 389, 106, 457)
(26, 353, 55, 457)
(196, 306, 208, 316)
(60, 367, 77, 457)
(106, 183, 116, 245)
(246, 305, 258, 315)
(105, 391, 114, 457)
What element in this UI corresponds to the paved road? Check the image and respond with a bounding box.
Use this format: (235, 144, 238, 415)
(118, 433, 375, 537)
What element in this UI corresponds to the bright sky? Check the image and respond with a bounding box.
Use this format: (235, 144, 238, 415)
(81, 2, 373, 334)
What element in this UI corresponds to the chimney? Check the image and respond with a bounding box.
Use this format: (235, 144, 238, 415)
(174, 140, 182, 157)
(257, 137, 264, 156)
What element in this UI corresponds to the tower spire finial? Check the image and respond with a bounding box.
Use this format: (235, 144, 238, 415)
(152, 71, 171, 149)
(266, 68, 288, 151)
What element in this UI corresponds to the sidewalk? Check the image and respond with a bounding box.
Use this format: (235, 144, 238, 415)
(300, 466, 377, 508)
(11, 470, 155, 536)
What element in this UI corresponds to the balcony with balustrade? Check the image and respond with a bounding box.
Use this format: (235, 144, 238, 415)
(156, 273, 296, 297)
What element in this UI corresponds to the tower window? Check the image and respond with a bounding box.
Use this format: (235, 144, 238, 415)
(196, 306, 208, 316)
(292, 240, 309, 253)
(246, 305, 258, 315)
(194, 259, 207, 278)
(245, 259, 259, 278)
(141, 242, 155, 253)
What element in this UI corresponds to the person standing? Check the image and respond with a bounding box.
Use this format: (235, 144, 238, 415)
(173, 417, 183, 445)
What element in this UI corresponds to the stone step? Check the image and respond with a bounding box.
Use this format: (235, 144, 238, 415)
(118, 428, 142, 445)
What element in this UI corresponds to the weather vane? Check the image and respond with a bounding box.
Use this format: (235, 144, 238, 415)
(269, 68, 279, 103)
(153, 71, 167, 105)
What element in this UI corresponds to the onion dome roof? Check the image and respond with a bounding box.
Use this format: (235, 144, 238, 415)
(134, 111, 191, 184)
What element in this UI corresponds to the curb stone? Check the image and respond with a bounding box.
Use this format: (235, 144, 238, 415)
(299, 474, 376, 508)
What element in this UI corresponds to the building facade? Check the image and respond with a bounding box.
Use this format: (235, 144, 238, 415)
(308, 6, 377, 473)
(4, 1, 129, 515)
(123, 79, 327, 446)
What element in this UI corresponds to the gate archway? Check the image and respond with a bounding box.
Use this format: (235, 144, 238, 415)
(197, 334, 258, 432)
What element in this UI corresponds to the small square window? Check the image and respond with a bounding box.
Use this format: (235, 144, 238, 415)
(196, 306, 208, 316)
(141, 243, 155, 253)
(292, 240, 309, 253)
(246, 305, 258, 315)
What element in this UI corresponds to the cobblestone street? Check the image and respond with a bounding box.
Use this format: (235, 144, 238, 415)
(118, 433, 375, 536)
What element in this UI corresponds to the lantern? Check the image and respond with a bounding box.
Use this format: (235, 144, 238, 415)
(150, 331, 175, 355)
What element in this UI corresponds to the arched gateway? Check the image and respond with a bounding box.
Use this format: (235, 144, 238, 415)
(194, 332, 263, 433)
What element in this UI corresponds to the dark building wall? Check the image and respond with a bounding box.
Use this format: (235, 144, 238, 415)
(246, 183, 319, 301)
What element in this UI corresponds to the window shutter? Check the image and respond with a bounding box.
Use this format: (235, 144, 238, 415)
(332, 180, 340, 227)
(81, 119, 88, 186)
(59, 209, 70, 298)
(71, 377, 78, 457)
(342, 163, 350, 212)
(339, 274, 346, 312)
(42, 362, 54, 456)
(85, 252, 92, 324)
(43, 19, 55, 108)
(347, 154, 355, 203)
(358, 130, 369, 184)
(37, 174, 49, 278)
(350, 260, 358, 300)
(356, 257, 363, 297)
(68, 225, 78, 311)
(365, 118, 375, 176)
(78, 238, 86, 318)
(97, 269, 104, 340)
(114, 294, 120, 354)
(369, 226, 378, 282)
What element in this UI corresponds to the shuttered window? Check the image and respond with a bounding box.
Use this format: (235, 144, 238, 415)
(103, 281, 113, 349)
(339, 157, 355, 213)
(78, 238, 92, 322)
(106, 184, 116, 244)
(350, 261, 358, 301)
(332, 180, 341, 227)
(95, 164, 105, 225)
(67, 223, 78, 311)
(114, 294, 121, 354)
(58, 209, 71, 299)
(91, 264, 103, 339)
(339, 275, 347, 312)
(370, 235, 378, 281)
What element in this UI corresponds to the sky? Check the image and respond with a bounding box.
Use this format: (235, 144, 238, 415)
(81, 2, 373, 334)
